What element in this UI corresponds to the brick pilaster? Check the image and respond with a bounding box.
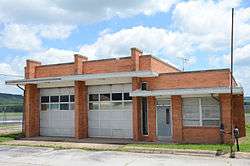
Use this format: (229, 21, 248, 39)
(132, 77, 142, 141)
(148, 96, 156, 141)
(75, 81, 88, 139)
(220, 94, 233, 144)
(24, 84, 40, 137)
(131, 47, 142, 71)
(171, 95, 183, 143)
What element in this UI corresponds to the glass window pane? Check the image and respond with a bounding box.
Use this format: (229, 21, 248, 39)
(89, 103, 99, 110)
(60, 103, 69, 110)
(41, 96, 49, 103)
(111, 102, 122, 109)
(202, 106, 220, 119)
(100, 102, 112, 110)
(50, 96, 59, 102)
(50, 103, 59, 110)
(70, 103, 74, 110)
(112, 93, 122, 101)
(124, 101, 132, 109)
(100, 93, 110, 101)
(70, 95, 74, 102)
(89, 94, 99, 101)
(41, 104, 49, 111)
(202, 120, 220, 127)
(124, 93, 132, 100)
(60, 95, 69, 102)
(183, 119, 200, 126)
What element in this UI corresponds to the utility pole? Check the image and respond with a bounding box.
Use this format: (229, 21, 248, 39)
(229, 8, 234, 158)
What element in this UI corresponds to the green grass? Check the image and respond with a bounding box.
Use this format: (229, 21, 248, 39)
(0, 133, 23, 142)
(124, 143, 229, 152)
(238, 124, 250, 152)
(125, 124, 250, 153)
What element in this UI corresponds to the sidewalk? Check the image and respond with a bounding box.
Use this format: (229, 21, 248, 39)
(1, 137, 250, 159)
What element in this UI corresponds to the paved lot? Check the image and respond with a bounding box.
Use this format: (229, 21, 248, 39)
(0, 146, 250, 166)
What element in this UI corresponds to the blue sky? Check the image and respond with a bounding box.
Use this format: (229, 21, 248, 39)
(0, 0, 249, 95)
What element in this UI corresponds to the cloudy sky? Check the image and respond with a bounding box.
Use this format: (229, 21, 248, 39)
(0, 0, 250, 95)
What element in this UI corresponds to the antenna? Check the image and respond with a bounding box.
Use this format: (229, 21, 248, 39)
(177, 57, 189, 71)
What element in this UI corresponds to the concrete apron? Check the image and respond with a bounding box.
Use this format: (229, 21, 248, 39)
(2, 137, 248, 159)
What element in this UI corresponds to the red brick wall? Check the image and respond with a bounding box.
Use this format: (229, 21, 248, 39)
(132, 77, 142, 141)
(84, 58, 133, 74)
(36, 63, 75, 77)
(171, 95, 183, 143)
(147, 96, 156, 141)
(25, 60, 41, 79)
(74, 54, 88, 74)
(151, 57, 179, 73)
(182, 127, 220, 144)
(24, 84, 40, 137)
(233, 94, 246, 137)
(143, 70, 230, 90)
(75, 81, 88, 139)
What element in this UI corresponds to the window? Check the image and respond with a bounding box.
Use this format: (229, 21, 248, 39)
(182, 97, 220, 127)
(112, 93, 122, 100)
(88, 91, 132, 111)
(60, 95, 69, 102)
(100, 93, 110, 101)
(50, 96, 59, 102)
(41, 96, 49, 103)
(41, 94, 74, 111)
(70, 95, 74, 102)
(60, 103, 69, 110)
(89, 94, 99, 101)
(124, 93, 132, 100)
(142, 97, 148, 135)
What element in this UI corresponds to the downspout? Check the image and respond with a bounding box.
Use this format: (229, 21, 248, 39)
(16, 84, 25, 134)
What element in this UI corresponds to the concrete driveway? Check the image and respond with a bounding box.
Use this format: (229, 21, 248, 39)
(0, 145, 250, 166)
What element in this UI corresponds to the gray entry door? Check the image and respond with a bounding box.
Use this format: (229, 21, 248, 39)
(157, 106, 171, 139)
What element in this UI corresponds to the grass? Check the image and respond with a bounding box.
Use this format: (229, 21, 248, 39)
(238, 124, 250, 152)
(0, 132, 23, 143)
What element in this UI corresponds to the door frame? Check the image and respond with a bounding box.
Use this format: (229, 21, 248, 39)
(156, 99, 172, 141)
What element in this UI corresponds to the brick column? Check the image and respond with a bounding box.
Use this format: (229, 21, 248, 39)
(131, 47, 142, 71)
(171, 95, 183, 143)
(233, 94, 246, 137)
(220, 94, 233, 144)
(75, 81, 88, 139)
(148, 96, 156, 141)
(74, 54, 88, 74)
(24, 84, 40, 137)
(132, 77, 142, 141)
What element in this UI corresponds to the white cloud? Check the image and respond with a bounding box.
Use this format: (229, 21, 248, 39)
(172, 0, 250, 51)
(0, 0, 177, 25)
(39, 24, 77, 40)
(30, 48, 76, 64)
(0, 24, 42, 51)
(79, 26, 193, 60)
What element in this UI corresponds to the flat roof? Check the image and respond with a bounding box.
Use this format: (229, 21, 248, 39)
(130, 87, 244, 97)
(5, 70, 158, 85)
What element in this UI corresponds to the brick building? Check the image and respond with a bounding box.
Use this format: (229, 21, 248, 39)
(6, 48, 245, 144)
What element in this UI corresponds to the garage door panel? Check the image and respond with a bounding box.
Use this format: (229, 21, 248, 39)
(88, 120, 99, 128)
(88, 111, 132, 138)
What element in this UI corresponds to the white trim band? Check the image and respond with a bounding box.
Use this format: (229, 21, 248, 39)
(130, 87, 244, 97)
(5, 71, 158, 85)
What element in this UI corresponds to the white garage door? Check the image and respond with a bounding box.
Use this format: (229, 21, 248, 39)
(40, 88, 75, 137)
(88, 84, 133, 138)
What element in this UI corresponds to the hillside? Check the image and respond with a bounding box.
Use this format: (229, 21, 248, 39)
(0, 93, 23, 105)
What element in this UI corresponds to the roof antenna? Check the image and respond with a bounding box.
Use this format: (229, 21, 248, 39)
(177, 57, 189, 71)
